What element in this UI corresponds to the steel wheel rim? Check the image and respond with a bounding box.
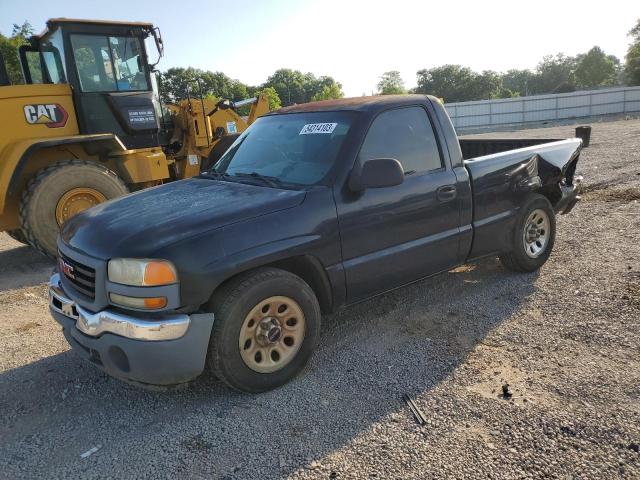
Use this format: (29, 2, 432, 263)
(55, 188, 107, 225)
(239, 295, 306, 373)
(523, 208, 550, 258)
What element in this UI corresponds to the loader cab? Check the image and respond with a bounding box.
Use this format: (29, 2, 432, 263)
(20, 18, 164, 149)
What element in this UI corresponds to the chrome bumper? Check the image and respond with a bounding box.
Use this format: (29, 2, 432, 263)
(49, 273, 190, 341)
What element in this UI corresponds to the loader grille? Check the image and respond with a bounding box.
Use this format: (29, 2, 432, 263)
(58, 251, 96, 299)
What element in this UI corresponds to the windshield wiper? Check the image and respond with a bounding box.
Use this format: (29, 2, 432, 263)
(199, 171, 234, 181)
(232, 172, 283, 188)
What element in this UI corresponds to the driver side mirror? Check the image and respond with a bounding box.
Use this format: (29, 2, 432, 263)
(349, 158, 404, 192)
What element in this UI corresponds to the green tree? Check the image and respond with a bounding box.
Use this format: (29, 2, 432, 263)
(529, 54, 576, 93)
(159, 67, 250, 104)
(263, 68, 307, 106)
(0, 21, 33, 84)
(262, 69, 343, 106)
(311, 82, 344, 101)
(257, 86, 281, 109)
(501, 69, 536, 96)
(625, 19, 640, 85)
(574, 46, 618, 88)
(414, 65, 504, 102)
(310, 75, 343, 100)
(377, 71, 406, 95)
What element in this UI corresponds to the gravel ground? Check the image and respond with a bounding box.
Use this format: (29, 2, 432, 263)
(1, 119, 639, 479)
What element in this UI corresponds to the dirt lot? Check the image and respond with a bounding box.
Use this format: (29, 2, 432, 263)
(1, 119, 639, 479)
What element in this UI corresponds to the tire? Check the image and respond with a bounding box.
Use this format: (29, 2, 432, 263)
(20, 160, 129, 258)
(7, 229, 28, 245)
(207, 267, 321, 393)
(499, 194, 556, 273)
(201, 134, 239, 172)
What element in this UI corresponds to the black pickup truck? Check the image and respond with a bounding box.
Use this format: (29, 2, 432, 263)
(49, 95, 582, 392)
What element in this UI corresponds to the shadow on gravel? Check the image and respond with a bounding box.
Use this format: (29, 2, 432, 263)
(0, 244, 53, 292)
(0, 257, 538, 478)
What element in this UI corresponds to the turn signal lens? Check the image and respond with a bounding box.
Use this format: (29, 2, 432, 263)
(144, 262, 177, 286)
(108, 259, 177, 286)
(110, 293, 167, 310)
(144, 297, 168, 309)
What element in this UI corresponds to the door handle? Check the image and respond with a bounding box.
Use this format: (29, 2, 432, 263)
(437, 185, 457, 202)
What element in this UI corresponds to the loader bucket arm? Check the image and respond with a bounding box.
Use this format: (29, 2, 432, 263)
(246, 94, 270, 125)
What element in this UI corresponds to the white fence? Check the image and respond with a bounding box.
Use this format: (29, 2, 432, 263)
(444, 86, 640, 132)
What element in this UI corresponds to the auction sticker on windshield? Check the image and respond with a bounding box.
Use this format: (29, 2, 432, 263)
(299, 123, 337, 135)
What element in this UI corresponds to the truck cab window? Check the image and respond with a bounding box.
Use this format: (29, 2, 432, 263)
(71, 34, 149, 92)
(359, 106, 443, 174)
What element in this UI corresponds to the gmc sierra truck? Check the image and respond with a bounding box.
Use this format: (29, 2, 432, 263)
(49, 95, 582, 392)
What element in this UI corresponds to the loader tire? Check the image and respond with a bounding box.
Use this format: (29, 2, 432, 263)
(499, 194, 556, 273)
(7, 229, 28, 245)
(20, 160, 129, 258)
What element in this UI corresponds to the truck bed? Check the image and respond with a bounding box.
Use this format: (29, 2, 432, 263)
(459, 137, 565, 160)
(461, 137, 582, 261)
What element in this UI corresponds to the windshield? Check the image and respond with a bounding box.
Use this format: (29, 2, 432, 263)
(212, 112, 354, 186)
(70, 34, 149, 92)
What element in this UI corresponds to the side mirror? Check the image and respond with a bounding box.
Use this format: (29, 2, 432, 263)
(349, 158, 404, 192)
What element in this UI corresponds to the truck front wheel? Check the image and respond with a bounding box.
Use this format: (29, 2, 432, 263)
(20, 160, 129, 258)
(207, 267, 321, 393)
(499, 194, 556, 272)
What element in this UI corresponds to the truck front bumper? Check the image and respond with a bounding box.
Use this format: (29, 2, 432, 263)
(49, 273, 214, 387)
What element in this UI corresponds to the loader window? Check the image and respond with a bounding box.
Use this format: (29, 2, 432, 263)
(71, 34, 149, 92)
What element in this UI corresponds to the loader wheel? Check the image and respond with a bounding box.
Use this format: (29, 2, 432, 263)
(20, 160, 129, 258)
(207, 267, 321, 393)
(499, 194, 556, 273)
(7, 229, 28, 245)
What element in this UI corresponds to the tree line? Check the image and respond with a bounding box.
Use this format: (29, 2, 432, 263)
(2, 19, 640, 106)
(157, 67, 344, 110)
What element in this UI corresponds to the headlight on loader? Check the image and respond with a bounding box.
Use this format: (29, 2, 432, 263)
(108, 259, 178, 286)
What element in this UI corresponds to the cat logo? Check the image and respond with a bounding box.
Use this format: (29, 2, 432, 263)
(23, 103, 68, 128)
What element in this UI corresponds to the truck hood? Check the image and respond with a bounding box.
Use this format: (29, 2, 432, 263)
(60, 178, 306, 259)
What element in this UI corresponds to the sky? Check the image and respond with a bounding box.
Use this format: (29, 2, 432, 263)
(1, 0, 636, 96)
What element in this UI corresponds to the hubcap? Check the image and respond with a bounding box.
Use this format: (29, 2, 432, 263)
(239, 295, 306, 373)
(55, 188, 107, 225)
(523, 208, 550, 258)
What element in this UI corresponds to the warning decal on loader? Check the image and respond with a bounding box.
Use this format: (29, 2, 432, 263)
(23, 103, 68, 128)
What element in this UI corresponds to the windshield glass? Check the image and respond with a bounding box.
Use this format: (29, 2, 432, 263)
(212, 112, 354, 186)
(70, 34, 149, 92)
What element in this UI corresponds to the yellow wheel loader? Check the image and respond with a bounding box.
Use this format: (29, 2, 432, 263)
(0, 18, 269, 257)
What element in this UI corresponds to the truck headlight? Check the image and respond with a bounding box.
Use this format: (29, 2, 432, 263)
(108, 258, 177, 286)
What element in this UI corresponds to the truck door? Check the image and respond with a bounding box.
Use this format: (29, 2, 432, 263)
(336, 105, 462, 303)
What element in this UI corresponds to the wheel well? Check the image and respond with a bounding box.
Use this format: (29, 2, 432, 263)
(536, 185, 560, 206)
(211, 255, 334, 314)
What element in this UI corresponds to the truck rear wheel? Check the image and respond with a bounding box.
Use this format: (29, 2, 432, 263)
(207, 267, 321, 393)
(7, 229, 28, 245)
(20, 160, 129, 258)
(499, 194, 556, 272)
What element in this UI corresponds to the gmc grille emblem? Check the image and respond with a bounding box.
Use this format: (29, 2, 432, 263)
(59, 259, 75, 279)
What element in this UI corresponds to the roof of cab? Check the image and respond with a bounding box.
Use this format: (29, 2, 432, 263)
(34, 18, 154, 38)
(270, 94, 436, 115)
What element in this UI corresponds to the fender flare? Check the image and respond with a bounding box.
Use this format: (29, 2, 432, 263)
(3, 134, 126, 203)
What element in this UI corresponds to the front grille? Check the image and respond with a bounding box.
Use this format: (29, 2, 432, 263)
(58, 251, 96, 299)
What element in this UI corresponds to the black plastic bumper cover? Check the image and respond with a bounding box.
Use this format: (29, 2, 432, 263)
(50, 308, 214, 387)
